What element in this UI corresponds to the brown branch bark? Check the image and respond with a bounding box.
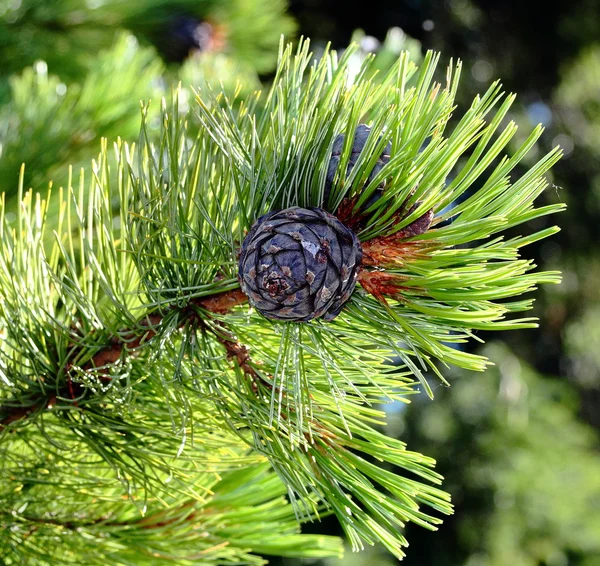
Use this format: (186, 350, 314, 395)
(214, 332, 260, 380)
(0, 289, 248, 430)
(210, 321, 272, 397)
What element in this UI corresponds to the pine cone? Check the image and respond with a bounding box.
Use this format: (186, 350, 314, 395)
(325, 124, 391, 206)
(239, 207, 362, 322)
(163, 16, 215, 62)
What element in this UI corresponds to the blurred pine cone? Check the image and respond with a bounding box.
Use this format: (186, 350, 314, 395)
(325, 124, 391, 206)
(239, 207, 362, 322)
(162, 16, 217, 62)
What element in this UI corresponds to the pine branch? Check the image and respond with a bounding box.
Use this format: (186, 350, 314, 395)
(0, 0, 293, 83)
(1, 462, 342, 564)
(186, 40, 564, 557)
(0, 34, 164, 195)
(0, 289, 247, 429)
(0, 38, 564, 562)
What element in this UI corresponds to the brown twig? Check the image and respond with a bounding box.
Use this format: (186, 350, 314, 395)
(215, 333, 260, 381)
(210, 320, 273, 397)
(0, 289, 248, 430)
(195, 289, 247, 314)
(0, 395, 57, 428)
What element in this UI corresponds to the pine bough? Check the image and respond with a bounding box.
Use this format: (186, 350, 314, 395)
(0, 40, 564, 564)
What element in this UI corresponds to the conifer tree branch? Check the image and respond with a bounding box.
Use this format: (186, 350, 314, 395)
(0, 38, 565, 563)
(0, 289, 247, 429)
(1, 462, 343, 564)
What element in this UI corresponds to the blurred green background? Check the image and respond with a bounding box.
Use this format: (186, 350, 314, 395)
(1, 1, 599, 564)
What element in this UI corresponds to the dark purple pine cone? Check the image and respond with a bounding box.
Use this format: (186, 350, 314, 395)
(238, 207, 362, 322)
(162, 16, 215, 62)
(324, 124, 391, 206)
